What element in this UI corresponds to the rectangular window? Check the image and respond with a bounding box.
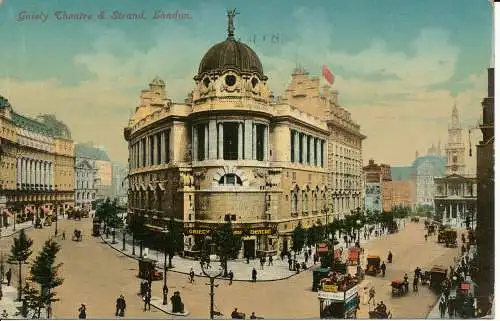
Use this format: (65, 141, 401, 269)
(156, 133, 162, 165)
(149, 137, 154, 165)
(223, 123, 239, 160)
(321, 140, 324, 167)
(197, 125, 206, 161)
(314, 139, 318, 166)
(306, 136, 311, 164)
(165, 129, 171, 163)
(290, 130, 295, 163)
(256, 124, 265, 161)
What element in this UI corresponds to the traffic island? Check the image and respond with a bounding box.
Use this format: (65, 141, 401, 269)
(150, 297, 190, 317)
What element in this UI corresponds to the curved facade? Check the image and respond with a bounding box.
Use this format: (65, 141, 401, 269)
(0, 95, 75, 224)
(124, 16, 365, 258)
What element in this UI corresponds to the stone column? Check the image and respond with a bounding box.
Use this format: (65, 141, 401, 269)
(302, 134, 307, 164)
(153, 134, 158, 165)
(317, 139, 321, 166)
(193, 125, 199, 161)
(218, 122, 224, 159)
(204, 124, 209, 160)
(294, 132, 300, 163)
(41, 162, 46, 189)
(237, 123, 243, 160)
(263, 125, 268, 161)
(26, 159, 30, 186)
(310, 137, 315, 165)
(208, 120, 217, 160)
(50, 162, 54, 189)
(244, 120, 252, 159)
(30, 160, 35, 186)
(252, 123, 257, 160)
(160, 132, 166, 164)
(38, 161, 42, 187)
(20, 158, 25, 186)
(16, 158, 21, 187)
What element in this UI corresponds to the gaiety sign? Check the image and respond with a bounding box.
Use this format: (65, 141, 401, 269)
(184, 224, 277, 236)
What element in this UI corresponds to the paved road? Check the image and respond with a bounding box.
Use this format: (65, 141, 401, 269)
(0, 218, 459, 319)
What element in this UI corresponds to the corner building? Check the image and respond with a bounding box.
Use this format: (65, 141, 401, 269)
(124, 20, 365, 258)
(0, 96, 75, 222)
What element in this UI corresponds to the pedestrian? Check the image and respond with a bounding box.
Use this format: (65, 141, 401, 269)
(189, 268, 195, 283)
(461, 244, 466, 255)
(268, 255, 273, 266)
(304, 252, 309, 263)
(115, 296, 121, 316)
(288, 258, 293, 270)
(246, 256, 250, 264)
(78, 304, 86, 319)
(308, 248, 312, 257)
(424, 234, 428, 241)
(439, 298, 447, 318)
(250, 312, 257, 319)
(448, 297, 455, 318)
(368, 287, 376, 307)
(143, 289, 151, 311)
(413, 277, 419, 291)
(252, 268, 257, 282)
(387, 251, 393, 264)
(228, 270, 234, 285)
(6, 268, 11, 286)
(62, 231, 66, 240)
(260, 257, 265, 270)
(1, 309, 8, 318)
(313, 253, 318, 265)
(380, 261, 386, 277)
(414, 266, 422, 280)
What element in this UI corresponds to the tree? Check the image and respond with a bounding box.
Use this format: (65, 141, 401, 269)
(30, 239, 64, 318)
(165, 217, 184, 268)
(213, 222, 241, 277)
(8, 229, 33, 301)
(306, 225, 322, 247)
(291, 223, 306, 256)
(129, 214, 145, 257)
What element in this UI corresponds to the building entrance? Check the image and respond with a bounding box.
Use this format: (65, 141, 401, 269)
(244, 239, 256, 259)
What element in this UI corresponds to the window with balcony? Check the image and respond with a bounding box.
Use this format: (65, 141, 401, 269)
(223, 123, 239, 160)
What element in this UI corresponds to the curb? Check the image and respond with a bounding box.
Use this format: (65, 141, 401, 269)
(149, 297, 190, 317)
(99, 235, 316, 282)
(0, 225, 34, 239)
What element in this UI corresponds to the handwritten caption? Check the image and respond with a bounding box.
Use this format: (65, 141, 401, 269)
(16, 10, 192, 22)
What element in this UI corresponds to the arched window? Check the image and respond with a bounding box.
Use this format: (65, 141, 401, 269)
(312, 192, 318, 211)
(156, 187, 163, 211)
(77, 192, 80, 200)
(218, 174, 242, 186)
(303, 193, 308, 212)
(291, 192, 298, 213)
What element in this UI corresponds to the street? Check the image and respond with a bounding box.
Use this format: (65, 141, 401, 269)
(0, 219, 459, 319)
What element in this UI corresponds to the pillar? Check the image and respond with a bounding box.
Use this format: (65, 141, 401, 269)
(310, 137, 315, 165)
(263, 125, 268, 161)
(209, 120, 217, 160)
(42, 162, 46, 189)
(252, 123, 257, 160)
(30, 160, 35, 186)
(244, 120, 252, 160)
(153, 134, 158, 165)
(26, 159, 30, 186)
(147, 136, 152, 166)
(21, 158, 25, 186)
(218, 122, 224, 159)
(193, 125, 199, 161)
(302, 134, 307, 164)
(160, 132, 166, 164)
(50, 162, 54, 189)
(16, 158, 21, 186)
(294, 132, 300, 163)
(204, 124, 209, 160)
(237, 122, 243, 160)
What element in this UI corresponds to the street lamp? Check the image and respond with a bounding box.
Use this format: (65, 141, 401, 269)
(0, 252, 4, 301)
(200, 236, 224, 319)
(356, 219, 361, 245)
(111, 227, 116, 244)
(11, 207, 16, 232)
(122, 226, 126, 251)
(162, 228, 170, 305)
(54, 211, 58, 236)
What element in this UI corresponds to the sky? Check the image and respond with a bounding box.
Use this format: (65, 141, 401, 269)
(0, 0, 493, 168)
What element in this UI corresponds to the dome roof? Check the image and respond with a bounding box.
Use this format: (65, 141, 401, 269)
(196, 37, 265, 80)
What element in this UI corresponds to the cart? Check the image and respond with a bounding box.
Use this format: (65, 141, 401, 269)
(369, 310, 392, 319)
(429, 265, 447, 292)
(138, 258, 163, 281)
(72, 229, 83, 242)
(365, 256, 381, 276)
(391, 280, 408, 296)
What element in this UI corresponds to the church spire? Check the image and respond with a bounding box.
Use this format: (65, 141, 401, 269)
(451, 103, 460, 129)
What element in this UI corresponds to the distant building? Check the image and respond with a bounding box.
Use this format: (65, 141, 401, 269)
(74, 157, 98, 210)
(363, 159, 391, 213)
(414, 155, 446, 207)
(75, 142, 112, 200)
(111, 162, 128, 205)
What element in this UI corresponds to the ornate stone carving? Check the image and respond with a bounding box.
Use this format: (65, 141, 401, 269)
(253, 168, 268, 178)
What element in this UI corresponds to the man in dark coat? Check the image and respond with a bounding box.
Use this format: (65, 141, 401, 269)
(6, 268, 11, 286)
(252, 268, 257, 282)
(143, 289, 151, 311)
(228, 270, 234, 285)
(439, 298, 447, 318)
(380, 261, 386, 277)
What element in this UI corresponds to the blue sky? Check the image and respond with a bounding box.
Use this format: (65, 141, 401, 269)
(0, 0, 493, 167)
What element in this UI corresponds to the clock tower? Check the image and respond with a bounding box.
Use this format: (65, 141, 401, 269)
(445, 103, 466, 174)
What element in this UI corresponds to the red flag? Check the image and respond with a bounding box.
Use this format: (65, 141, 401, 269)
(322, 65, 335, 85)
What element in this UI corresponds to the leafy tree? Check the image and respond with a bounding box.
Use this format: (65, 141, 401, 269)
(306, 225, 322, 247)
(29, 239, 64, 319)
(128, 214, 145, 257)
(22, 283, 43, 318)
(8, 229, 33, 301)
(165, 217, 184, 268)
(291, 223, 306, 256)
(213, 222, 241, 277)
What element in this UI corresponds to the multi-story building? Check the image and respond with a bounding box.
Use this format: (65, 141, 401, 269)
(0, 96, 75, 225)
(124, 13, 365, 258)
(112, 161, 128, 205)
(414, 155, 446, 206)
(74, 156, 98, 210)
(363, 159, 391, 213)
(384, 180, 416, 210)
(433, 105, 477, 228)
(75, 142, 113, 200)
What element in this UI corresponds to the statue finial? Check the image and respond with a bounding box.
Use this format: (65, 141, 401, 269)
(227, 8, 239, 39)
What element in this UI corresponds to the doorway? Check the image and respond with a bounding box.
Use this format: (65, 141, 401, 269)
(244, 240, 256, 259)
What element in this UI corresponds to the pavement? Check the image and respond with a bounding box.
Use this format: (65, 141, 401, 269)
(100, 220, 406, 282)
(0, 221, 34, 238)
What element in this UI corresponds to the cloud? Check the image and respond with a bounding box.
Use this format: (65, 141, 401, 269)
(0, 5, 488, 172)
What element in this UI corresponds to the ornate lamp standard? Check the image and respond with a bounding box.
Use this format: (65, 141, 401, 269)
(356, 219, 362, 275)
(162, 227, 170, 305)
(111, 227, 116, 244)
(200, 236, 224, 319)
(122, 225, 127, 251)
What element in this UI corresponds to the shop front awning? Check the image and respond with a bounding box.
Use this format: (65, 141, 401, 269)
(2, 210, 13, 217)
(144, 224, 167, 233)
(42, 207, 52, 215)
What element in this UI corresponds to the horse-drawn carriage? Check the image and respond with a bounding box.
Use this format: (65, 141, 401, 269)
(429, 265, 447, 291)
(72, 229, 83, 241)
(438, 229, 457, 247)
(410, 217, 419, 223)
(391, 280, 409, 296)
(365, 256, 381, 276)
(138, 258, 163, 281)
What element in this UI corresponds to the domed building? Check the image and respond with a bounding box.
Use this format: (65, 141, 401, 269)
(124, 11, 366, 258)
(0, 95, 75, 226)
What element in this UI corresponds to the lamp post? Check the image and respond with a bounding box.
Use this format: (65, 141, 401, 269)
(111, 227, 116, 244)
(162, 228, 170, 305)
(0, 252, 4, 301)
(12, 207, 16, 232)
(200, 236, 224, 319)
(54, 210, 58, 236)
(122, 227, 126, 251)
